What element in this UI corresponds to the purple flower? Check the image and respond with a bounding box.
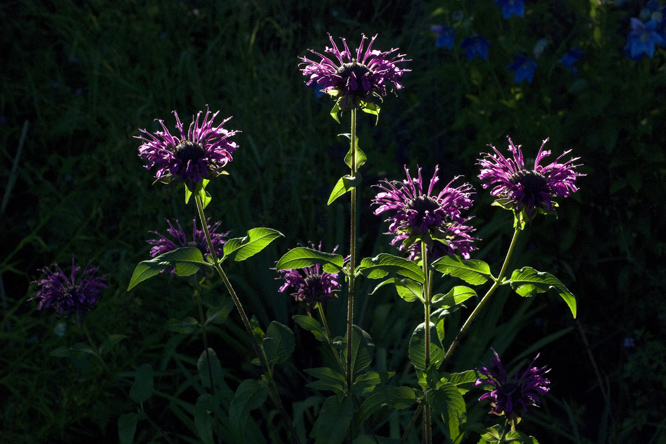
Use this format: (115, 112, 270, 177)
(372, 165, 477, 261)
(136, 106, 239, 191)
(477, 137, 584, 224)
(30, 258, 107, 322)
(147, 218, 229, 270)
(560, 48, 584, 74)
(461, 35, 490, 60)
(277, 242, 342, 305)
(507, 54, 537, 83)
(431, 25, 455, 50)
(475, 350, 550, 421)
(495, 0, 525, 18)
(299, 33, 410, 113)
(624, 18, 664, 60)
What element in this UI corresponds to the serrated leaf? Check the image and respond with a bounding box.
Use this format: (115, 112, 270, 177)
(229, 379, 268, 440)
(507, 267, 577, 318)
(328, 174, 362, 205)
(50, 342, 95, 358)
(351, 371, 394, 397)
(432, 286, 477, 309)
(130, 363, 153, 404)
(355, 386, 416, 425)
(197, 348, 224, 389)
(310, 395, 355, 444)
(276, 247, 344, 274)
(441, 370, 479, 386)
(194, 394, 215, 444)
(408, 323, 444, 371)
(357, 253, 424, 283)
(371, 277, 423, 302)
(293, 315, 327, 342)
(165, 316, 199, 334)
(431, 256, 494, 286)
(222, 227, 284, 262)
(426, 382, 466, 444)
(99, 334, 127, 355)
(263, 321, 295, 366)
(118, 413, 138, 444)
(127, 247, 209, 290)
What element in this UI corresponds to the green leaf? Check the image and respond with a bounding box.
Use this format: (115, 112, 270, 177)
(347, 325, 374, 376)
(229, 379, 268, 440)
(50, 342, 96, 358)
(371, 277, 423, 302)
(341, 134, 367, 170)
(263, 321, 295, 366)
(360, 101, 380, 123)
(426, 382, 466, 444)
(305, 367, 347, 395)
(197, 348, 224, 389)
(130, 363, 154, 404)
(98, 334, 127, 355)
(165, 316, 199, 334)
(205, 298, 235, 325)
(222, 227, 284, 262)
(441, 370, 479, 386)
(408, 323, 444, 371)
(293, 315, 327, 342)
(276, 247, 345, 274)
(327, 174, 362, 205)
(330, 102, 342, 123)
(431, 256, 494, 286)
(118, 413, 138, 444)
(194, 394, 215, 444)
(311, 395, 355, 444)
(355, 386, 416, 425)
(507, 267, 577, 318)
(351, 371, 394, 397)
(432, 286, 477, 309)
(357, 253, 425, 283)
(506, 431, 540, 444)
(127, 247, 209, 290)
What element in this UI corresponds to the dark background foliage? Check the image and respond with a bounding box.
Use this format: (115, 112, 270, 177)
(1, 0, 665, 442)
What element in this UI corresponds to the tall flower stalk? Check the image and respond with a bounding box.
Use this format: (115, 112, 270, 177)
(346, 108, 358, 390)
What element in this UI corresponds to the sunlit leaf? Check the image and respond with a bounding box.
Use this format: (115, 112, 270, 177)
(357, 253, 424, 283)
(431, 255, 494, 286)
(222, 227, 284, 262)
(276, 247, 344, 274)
(127, 247, 209, 290)
(507, 267, 577, 318)
(327, 174, 361, 205)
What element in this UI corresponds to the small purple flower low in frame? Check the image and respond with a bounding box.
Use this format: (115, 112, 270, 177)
(30, 258, 107, 322)
(277, 242, 342, 305)
(299, 33, 410, 114)
(477, 137, 583, 225)
(475, 349, 551, 422)
(372, 165, 477, 261)
(136, 106, 239, 191)
(147, 218, 229, 270)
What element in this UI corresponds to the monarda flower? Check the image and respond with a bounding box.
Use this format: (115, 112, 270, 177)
(477, 137, 583, 225)
(475, 350, 551, 422)
(277, 242, 342, 305)
(136, 106, 239, 191)
(372, 165, 477, 261)
(147, 218, 229, 270)
(30, 258, 107, 322)
(299, 33, 409, 115)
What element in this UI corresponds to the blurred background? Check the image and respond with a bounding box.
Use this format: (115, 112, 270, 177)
(1, 0, 665, 442)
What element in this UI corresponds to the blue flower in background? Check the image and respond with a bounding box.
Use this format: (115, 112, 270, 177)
(624, 18, 664, 60)
(560, 48, 584, 74)
(431, 25, 455, 50)
(461, 36, 490, 60)
(495, 0, 525, 19)
(507, 54, 536, 83)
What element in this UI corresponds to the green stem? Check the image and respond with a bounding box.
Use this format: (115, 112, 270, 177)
(317, 303, 345, 374)
(194, 195, 302, 444)
(420, 242, 433, 444)
(346, 108, 358, 391)
(441, 226, 521, 366)
(193, 287, 216, 399)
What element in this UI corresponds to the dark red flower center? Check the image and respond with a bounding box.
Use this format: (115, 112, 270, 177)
(405, 195, 440, 218)
(304, 274, 325, 296)
(509, 170, 548, 196)
(337, 62, 371, 83)
(175, 141, 206, 163)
